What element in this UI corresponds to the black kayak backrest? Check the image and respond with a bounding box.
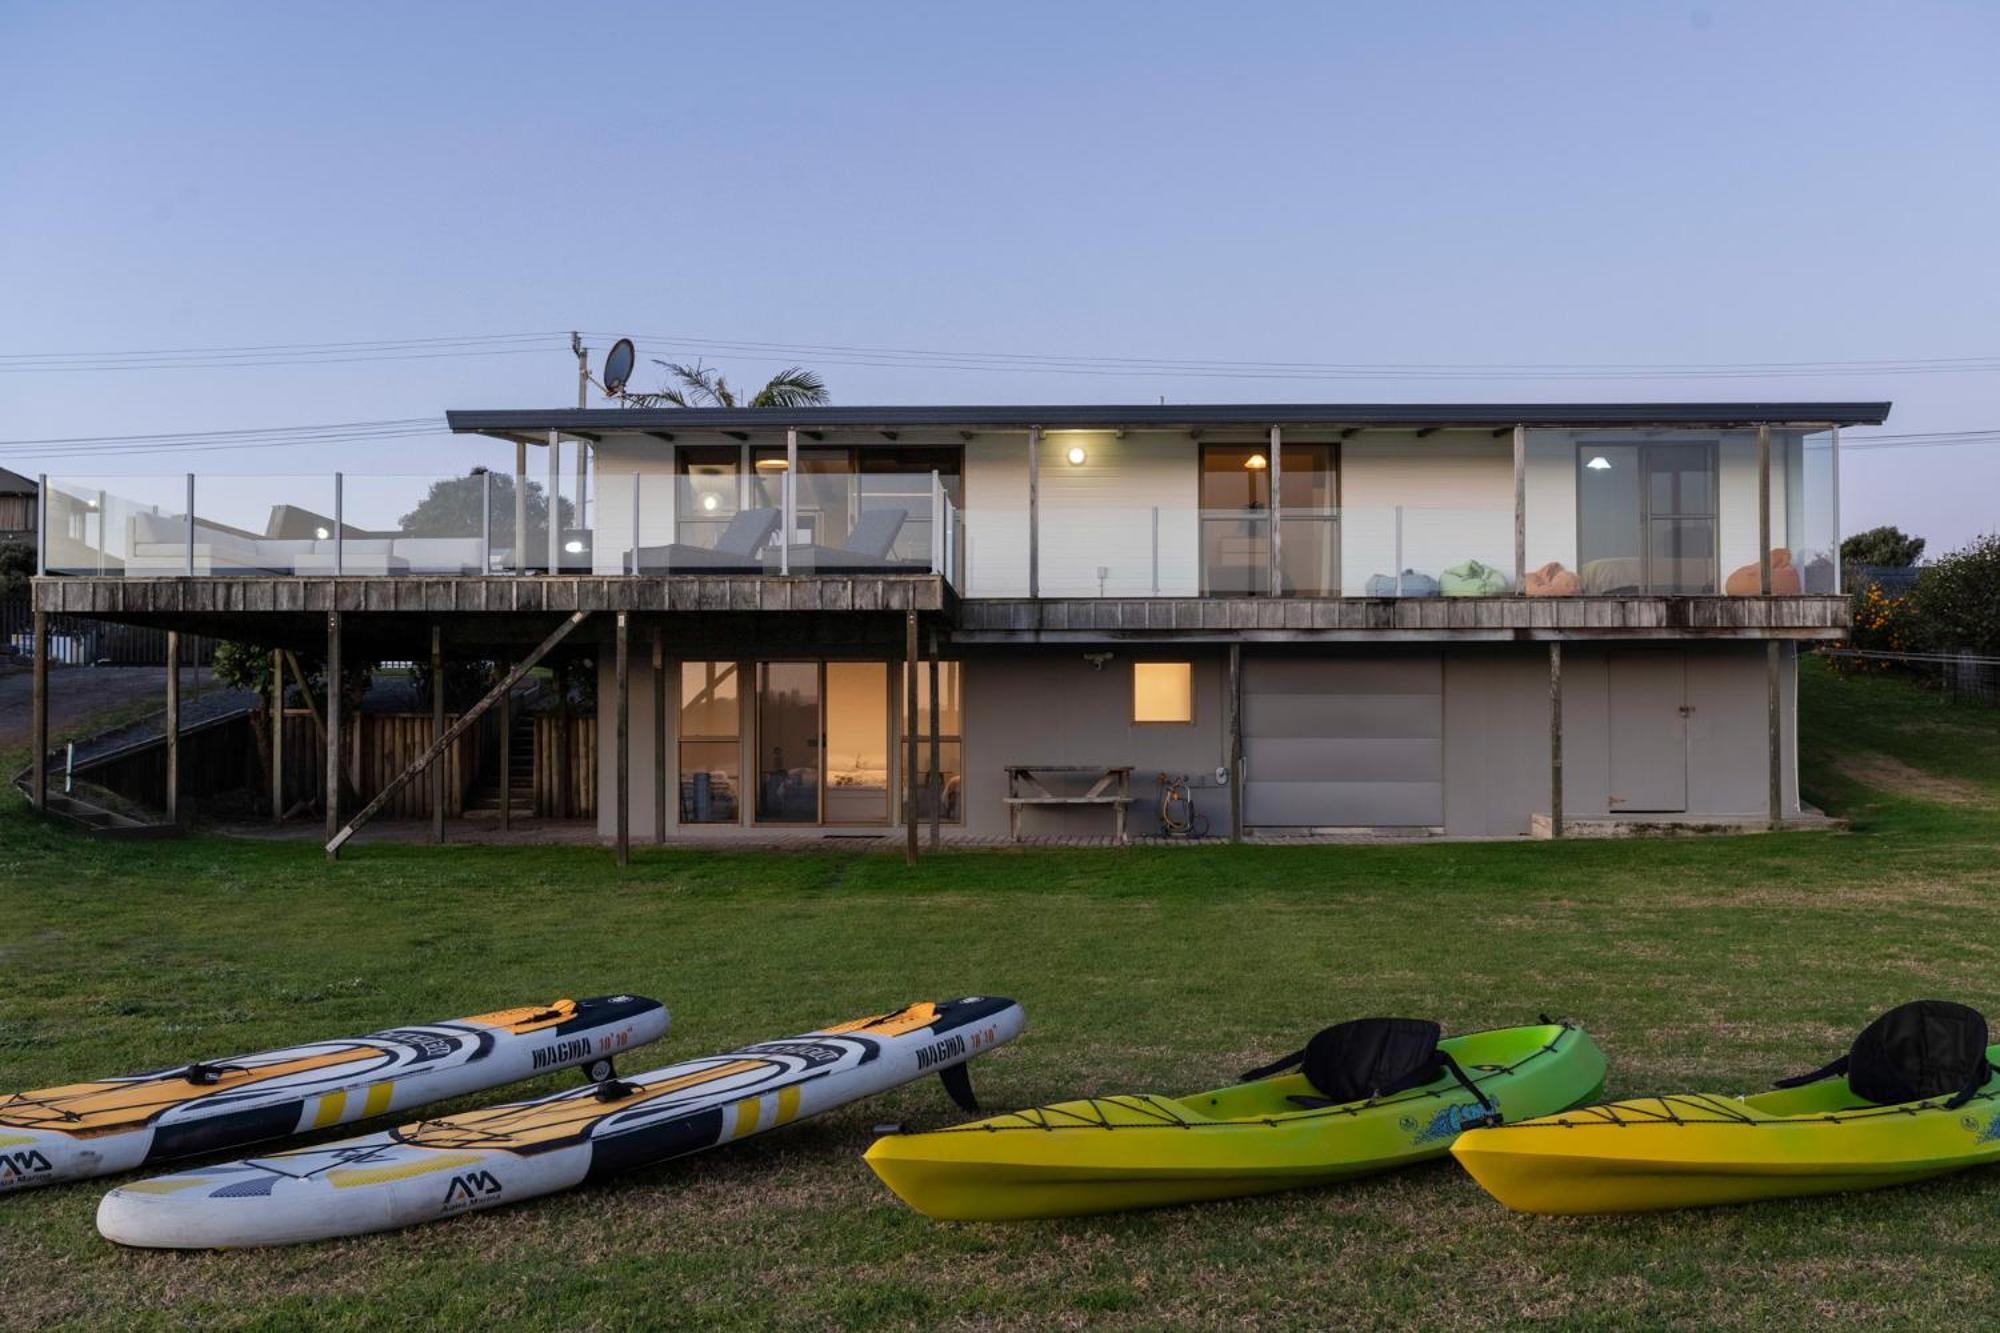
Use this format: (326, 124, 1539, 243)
(1242, 1017, 1443, 1102)
(1776, 999, 1994, 1108)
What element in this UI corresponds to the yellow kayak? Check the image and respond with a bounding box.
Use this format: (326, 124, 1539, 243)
(866, 1021, 1604, 1221)
(1455, 1004, 2000, 1214)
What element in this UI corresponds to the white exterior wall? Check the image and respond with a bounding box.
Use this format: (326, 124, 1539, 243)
(1038, 430, 1201, 597)
(1338, 431, 1513, 594)
(963, 435, 1028, 597)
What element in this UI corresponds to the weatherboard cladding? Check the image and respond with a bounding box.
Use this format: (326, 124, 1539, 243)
(447, 402, 1891, 436)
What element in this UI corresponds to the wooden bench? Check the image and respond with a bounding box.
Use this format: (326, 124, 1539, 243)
(1004, 765, 1134, 844)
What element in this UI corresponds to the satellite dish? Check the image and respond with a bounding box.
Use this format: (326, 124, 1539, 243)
(603, 338, 636, 396)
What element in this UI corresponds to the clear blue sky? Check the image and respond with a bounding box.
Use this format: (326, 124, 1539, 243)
(2, 2, 1996, 548)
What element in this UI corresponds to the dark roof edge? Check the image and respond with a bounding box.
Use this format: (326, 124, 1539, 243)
(447, 402, 1891, 435)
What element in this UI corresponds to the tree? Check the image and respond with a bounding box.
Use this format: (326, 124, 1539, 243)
(1909, 533, 2000, 657)
(0, 540, 32, 598)
(394, 472, 574, 553)
(625, 360, 829, 409)
(1840, 525, 1925, 569)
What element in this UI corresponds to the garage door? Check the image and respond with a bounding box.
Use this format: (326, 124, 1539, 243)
(1243, 656, 1444, 827)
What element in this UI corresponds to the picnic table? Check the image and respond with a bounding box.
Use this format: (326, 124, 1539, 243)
(1003, 764, 1135, 844)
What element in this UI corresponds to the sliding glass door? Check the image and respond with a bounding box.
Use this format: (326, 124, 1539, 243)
(755, 663, 821, 823)
(1577, 441, 1718, 594)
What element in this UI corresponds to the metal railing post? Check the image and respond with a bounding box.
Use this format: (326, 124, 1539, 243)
(781, 427, 798, 575)
(35, 472, 46, 576)
(930, 470, 944, 574)
(333, 472, 344, 576)
(481, 469, 493, 574)
(1830, 425, 1843, 596)
(184, 474, 196, 576)
(1394, 506, 1405, 597)
(95, 488, 106, 576)
(1151, 506, 1160, 596)
(630, 472, 642, 575)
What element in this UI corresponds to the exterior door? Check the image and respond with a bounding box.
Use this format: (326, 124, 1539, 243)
(755, 662, 820, 822)
(1608, 652, 1688, 811)
(1243, 656, 1444, 827)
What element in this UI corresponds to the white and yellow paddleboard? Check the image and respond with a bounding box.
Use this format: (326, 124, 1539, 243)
(2, 996, 667, 1193)
(97, 996, 1024, 1248)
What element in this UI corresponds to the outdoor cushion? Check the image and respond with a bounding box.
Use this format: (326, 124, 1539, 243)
(1725, 548, 1802, 596)
(1364, 571, 1439, 598)
(1440, 560, 1510, 596)
(1524, 561, 1581, 596)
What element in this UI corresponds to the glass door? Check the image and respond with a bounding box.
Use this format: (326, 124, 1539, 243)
(824, 663, 890, 823)
(1200, 443, 1271, 595)
(755, 662, 821, 822)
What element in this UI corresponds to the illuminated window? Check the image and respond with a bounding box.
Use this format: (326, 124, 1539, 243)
(1133, 662, 1193, 723)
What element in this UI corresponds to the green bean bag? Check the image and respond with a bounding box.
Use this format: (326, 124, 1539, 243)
(1440, 559, 1510, 597)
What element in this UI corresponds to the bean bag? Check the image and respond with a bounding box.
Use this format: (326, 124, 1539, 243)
(1440, 559, 1511, 597)
(1364, 571, 1439, 597)
(1724, 548, 1802, 596)
(1524, 561, 1582, 597)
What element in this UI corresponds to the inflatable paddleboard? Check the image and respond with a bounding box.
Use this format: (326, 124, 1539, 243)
(98, 996, 1022, 1248)
(2, 996, 667, 1193)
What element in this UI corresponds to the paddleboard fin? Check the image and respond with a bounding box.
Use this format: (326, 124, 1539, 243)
(938, 1063, 980, 1114)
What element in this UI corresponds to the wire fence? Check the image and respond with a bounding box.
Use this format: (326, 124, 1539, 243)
(1819, 646, 2000, 706)
(0, 596, 217, 667)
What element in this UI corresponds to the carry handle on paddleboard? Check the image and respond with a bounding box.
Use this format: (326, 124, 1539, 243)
(182, 1062, 246, 1086)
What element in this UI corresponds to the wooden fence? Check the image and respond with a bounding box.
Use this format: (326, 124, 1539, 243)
(1, 597, 216, 667)
(532, 714, 597, 819)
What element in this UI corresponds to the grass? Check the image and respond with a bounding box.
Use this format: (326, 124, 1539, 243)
(2, 656, 1998, 1329)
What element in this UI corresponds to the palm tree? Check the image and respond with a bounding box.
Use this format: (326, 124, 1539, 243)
(626, 359, 829, 409)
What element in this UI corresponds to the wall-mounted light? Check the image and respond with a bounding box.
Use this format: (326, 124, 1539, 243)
(1244, 452, 1269, 471)
(1066, 445, 1087, 466)
(314, 526, 331, 540)
(1585, 455, 1613, 471)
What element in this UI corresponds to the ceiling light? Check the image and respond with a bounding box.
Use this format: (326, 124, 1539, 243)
(314, 526, 331, 540)
(754, 458, 789, 472)
(564, 539, 585, 554)
(701, 493, 720, 512)
(1066, 445, 1087, 466)
(1244, 453, 1269, 471)
(1585, 456, 1613, 470)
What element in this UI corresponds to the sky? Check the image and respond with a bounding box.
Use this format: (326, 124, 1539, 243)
(2, 2, 1996, 549)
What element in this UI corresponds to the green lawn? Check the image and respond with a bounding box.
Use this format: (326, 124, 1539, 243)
(3, 657, 1998, 1330)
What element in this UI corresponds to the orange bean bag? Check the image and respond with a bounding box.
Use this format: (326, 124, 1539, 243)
(1524, 561, 1581, 597)
(1724, 548, 1802, 595)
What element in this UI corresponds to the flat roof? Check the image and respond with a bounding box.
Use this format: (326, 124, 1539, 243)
(448, 401, 1891, 439)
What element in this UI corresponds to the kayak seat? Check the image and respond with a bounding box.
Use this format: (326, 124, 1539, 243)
(1774, 999, 1996, 1108)
(1243, 1017, 1497, 1119)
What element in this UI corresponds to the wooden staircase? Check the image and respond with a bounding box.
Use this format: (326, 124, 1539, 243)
(463, 692, 537, 815)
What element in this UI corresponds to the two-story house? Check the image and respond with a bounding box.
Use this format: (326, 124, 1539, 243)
(28, 401, 1875, 854)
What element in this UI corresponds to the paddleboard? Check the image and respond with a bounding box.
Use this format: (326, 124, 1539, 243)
(2, 995, 667, 1193)
(97, 996, 1022, 1247)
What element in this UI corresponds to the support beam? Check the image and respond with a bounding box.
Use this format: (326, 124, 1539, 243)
(270, 648, 284, 821)
(324, 612, 342, 852)
(904, 609, 919, 867)
(431, 624, 446, 845)
(556, 659, 572, 821)
(499, 667, 512, 832)
(653, 629, 667, 845)
(1548, 642, 1564, 839)
(927, 643, 942, 852)
(1830, 425, 1843, 595)
(1512, 424, 1527, 594)
(1756, 423, 1772, 596)
(29, 609, 47, 812)
(165, 631, 181, 825)
(283, 649, 356, 809)
(1226, 643, 1243, 842)
(1767, 640, 1783, 831)
(1267, 425, 1283, 597)
(1026, 425, 1041, 598)
(615, 611, 631, 865)
(328, 610, 590, 858)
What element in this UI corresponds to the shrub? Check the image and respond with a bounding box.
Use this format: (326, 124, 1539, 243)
(1909, 533, 2000, 657)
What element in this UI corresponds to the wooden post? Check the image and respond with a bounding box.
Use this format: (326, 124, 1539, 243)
(29, 609, 47, 812)
(431, 625, 446, 844)
(1756, 423, 1772, 596)
(1226, 643, 1244, 842)
(270, 647, 284, 821)
(555, 659, 571, 821)
(615, 610, 630, 865)
(498, 667, 512, 832)
(1549, 641, 1564, 839)
(927, 643, 942, 851)
(1026, 425, 1041, 598)
(547, 429, 561, 574)
(653, 628, 667, 845)
(165, 630, 181, 825)
(1512, 424, 1527, 593)
(1767, 640, 1783, 831)
(324, 612, 341, 855)
(514, 440, 528, 575)
(904, 609, 919, 866)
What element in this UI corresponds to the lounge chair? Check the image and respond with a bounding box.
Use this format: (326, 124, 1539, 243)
(633, 507, 780, 573)
(779, 508, 912, 573)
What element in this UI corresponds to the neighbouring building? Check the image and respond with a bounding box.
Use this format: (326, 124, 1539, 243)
(0, 467, 36, 544)
(26, 401, 1877, 850)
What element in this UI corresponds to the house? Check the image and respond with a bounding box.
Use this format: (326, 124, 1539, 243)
(0, 467, 36, 544)
(26, 401, 1879, 851)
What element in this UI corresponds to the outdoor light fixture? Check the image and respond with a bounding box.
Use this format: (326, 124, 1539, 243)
(1066, 445, 1088, 466)
(1244, 453, 1269, 470)
(1585, 455, 1613, 470)
(701, 493, 720, 512)
(564, 539, 585, 554)
(314, 526, 331, 540)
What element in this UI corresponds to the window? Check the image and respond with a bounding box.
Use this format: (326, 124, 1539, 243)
(1133, 662, 1194, 723)
(678, 661, 740, 823)
(1577, 441, 1718, 595)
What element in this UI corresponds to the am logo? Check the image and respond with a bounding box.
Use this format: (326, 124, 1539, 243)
(1, 1149, 54, 1184)
(441, 1170, 504, 1211)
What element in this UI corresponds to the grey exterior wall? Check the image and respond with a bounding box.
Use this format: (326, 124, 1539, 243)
(597, 640, 1798, 842)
